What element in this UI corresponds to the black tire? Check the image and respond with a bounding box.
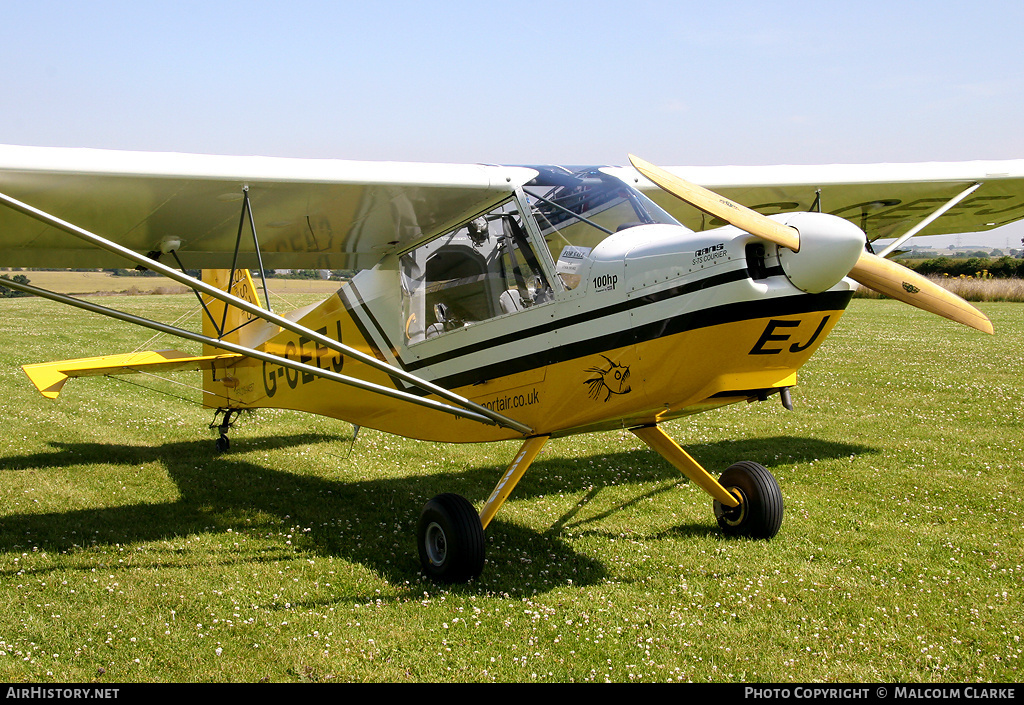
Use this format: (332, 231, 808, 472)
(417, 493, 485, 583)
(215, 435, 230, 453)
(713, 461, 783, 539)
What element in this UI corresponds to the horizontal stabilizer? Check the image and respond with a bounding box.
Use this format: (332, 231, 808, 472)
(22, 350, 243, 399)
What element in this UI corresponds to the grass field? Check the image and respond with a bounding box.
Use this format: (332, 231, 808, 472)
(0, 295, 1020, 682)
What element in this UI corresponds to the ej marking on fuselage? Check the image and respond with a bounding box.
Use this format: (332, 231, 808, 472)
(263, 321, 344, 397)
(749, 316, 831, 356)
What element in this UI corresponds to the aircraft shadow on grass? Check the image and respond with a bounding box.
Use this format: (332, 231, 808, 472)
(0, 433, 875, 593)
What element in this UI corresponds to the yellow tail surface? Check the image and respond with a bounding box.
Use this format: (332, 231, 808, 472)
(20, 269, 265, 401)
(23, 350, 242, 399)
(201, 269, 278, 408)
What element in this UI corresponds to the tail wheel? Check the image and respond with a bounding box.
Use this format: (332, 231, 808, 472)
(417, 493, 485, 583)
(215, 435, 230, 453)
(713, 461, 783, 539)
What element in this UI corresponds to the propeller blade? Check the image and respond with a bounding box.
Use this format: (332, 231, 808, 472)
(629, 153, 801, 252)
(849, 251, 993, 334)
(629, 154, 992, 334)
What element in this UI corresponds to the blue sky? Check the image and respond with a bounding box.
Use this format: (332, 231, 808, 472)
(2, 0, 1022, 246)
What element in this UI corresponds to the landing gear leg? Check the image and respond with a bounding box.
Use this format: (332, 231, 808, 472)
(631, 424, 783, 539)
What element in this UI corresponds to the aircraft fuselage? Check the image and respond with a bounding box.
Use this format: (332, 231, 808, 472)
(220, 215, 855, 442)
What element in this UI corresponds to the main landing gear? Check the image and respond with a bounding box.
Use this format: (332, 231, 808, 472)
(415, 427, 784, 583)
(712, 460, 784, 539)
(631, 424, 784, 540)
(417, 493, 486, 583)
(416, 435, 547, 583)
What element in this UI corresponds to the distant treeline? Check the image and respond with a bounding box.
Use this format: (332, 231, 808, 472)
(10, 267, 356, 280)
(100, 268, 356, 280)
(263, 269, 357, 280)
(0, 274, 31, 297)
(907, 256, 1024, 278)
(104, 268, 202, 278)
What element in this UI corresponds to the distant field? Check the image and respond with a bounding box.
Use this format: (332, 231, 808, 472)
(855, 274, 1024, 302)
(0, 296, 1019, 682)
(6, 270, 341, 297)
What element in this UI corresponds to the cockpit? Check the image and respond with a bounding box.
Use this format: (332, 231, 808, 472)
(400, 167, 679, 343)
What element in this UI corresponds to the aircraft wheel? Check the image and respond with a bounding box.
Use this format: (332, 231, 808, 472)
(417, 493, 485, 583)
(215, 435, 230, 453)
(713, 461, 783, 539)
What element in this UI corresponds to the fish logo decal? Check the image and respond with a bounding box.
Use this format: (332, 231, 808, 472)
(584, 355, 632, 402)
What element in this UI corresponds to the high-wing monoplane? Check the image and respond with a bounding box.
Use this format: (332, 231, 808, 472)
(1, 145, 1020, 581)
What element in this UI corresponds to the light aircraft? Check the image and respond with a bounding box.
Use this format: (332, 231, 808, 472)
(0, 144, 1021, 582)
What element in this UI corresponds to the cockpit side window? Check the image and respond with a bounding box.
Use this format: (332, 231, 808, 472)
(401, 198, 553, 344)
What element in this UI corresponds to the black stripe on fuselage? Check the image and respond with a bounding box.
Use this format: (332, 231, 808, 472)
(429, 289, 853, 391)
(338, 266, 752, 379)
(338, 265, 849, 394)
(339, 281, 407, 370)
(405, 267, 753, 372)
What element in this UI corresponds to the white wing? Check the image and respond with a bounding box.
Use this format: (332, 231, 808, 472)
(0, 145, 537, 269)
(611, 160, 1024, 240)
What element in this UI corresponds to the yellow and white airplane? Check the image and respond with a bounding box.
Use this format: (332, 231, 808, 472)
(0, 145, 1021, 582)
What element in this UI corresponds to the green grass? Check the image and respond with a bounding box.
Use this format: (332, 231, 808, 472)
(0, 295, 1020, 682)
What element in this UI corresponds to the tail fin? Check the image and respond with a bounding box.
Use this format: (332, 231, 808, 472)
(200, 269, 268, 351)
(201, 269, 276, 408)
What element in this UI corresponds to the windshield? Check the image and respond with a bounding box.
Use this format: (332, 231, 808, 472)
(524, 166, 679, 288)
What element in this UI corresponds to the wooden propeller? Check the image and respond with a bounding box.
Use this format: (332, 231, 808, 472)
(629, 155, 993, 334)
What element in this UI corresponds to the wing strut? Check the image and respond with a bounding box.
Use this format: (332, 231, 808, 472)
(1, 275, 510, 428)
(875, 182, 982, 257)
(0, 188, 533, 435)
(222, 186, 272, 316)
(158, 187, 271, 338)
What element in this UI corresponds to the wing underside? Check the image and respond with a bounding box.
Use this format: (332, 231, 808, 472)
(0, 145, 538, 270)
(2, 147, 1022, 272)
(612, 161, 1024, 241)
